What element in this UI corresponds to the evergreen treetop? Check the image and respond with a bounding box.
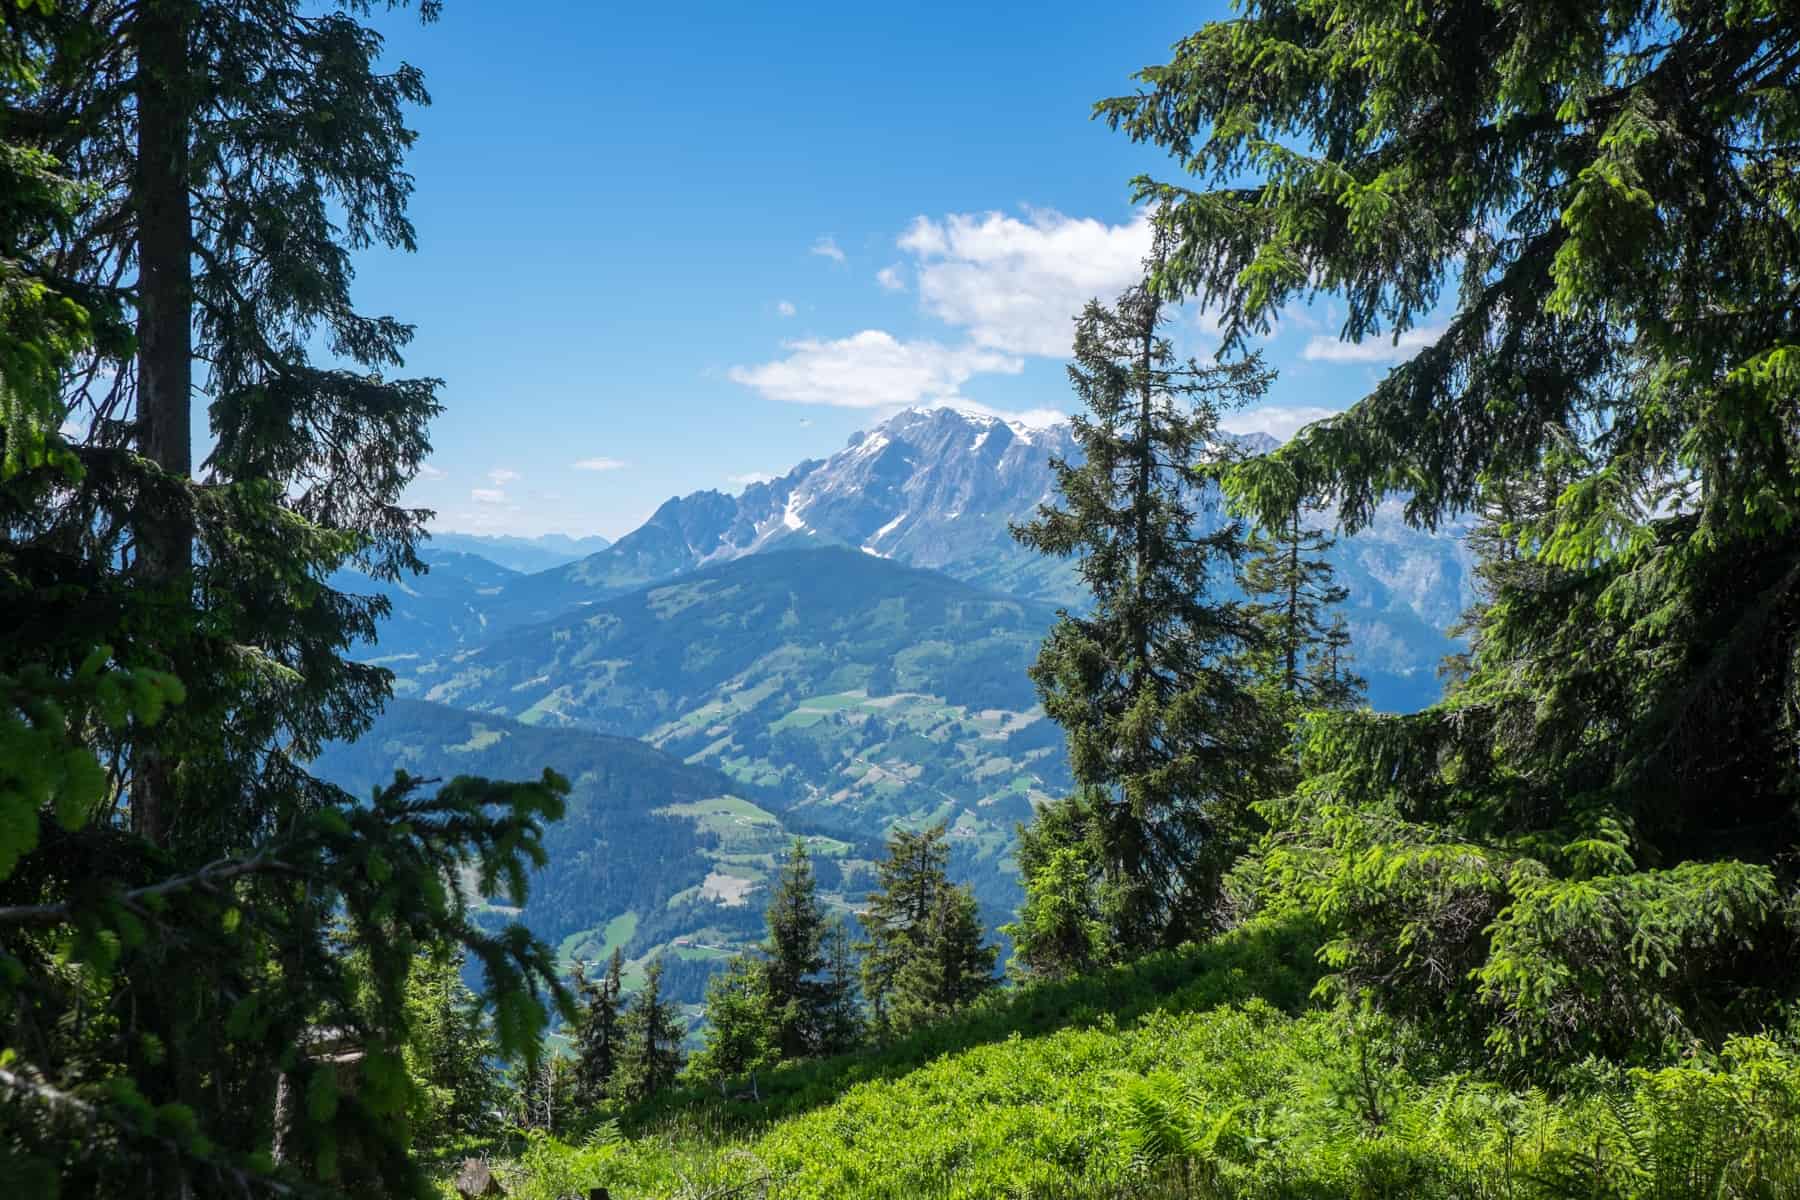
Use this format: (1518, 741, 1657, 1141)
(1245, 510, 1353, 708)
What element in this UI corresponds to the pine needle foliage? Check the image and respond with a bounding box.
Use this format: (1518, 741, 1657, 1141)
(761, 839, 840, 1061)
(1240, 510, 1363, 713)
(2, 769, 570, 1196)
(688, 954, 779, 1096)
(1096, 0, 1800, 1073)
(1, 5, 574, 1195)
(614, 957, 685, 1105)
(569, 950, 626, 1110)
(1099, 0, 1800, 860)
(857, 824, 997, 1038)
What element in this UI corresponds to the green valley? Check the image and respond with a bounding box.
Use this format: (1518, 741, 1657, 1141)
(391, 547, 1071, 917)
(312, 699, 876, 1008)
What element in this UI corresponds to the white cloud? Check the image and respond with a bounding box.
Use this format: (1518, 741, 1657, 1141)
(810, 235, 846, 264)
(876, 264, 906, 292)
(487, 467, 519, 485)
(471, 488, 507, 504)
(1219, 405, 1343, 443)
(898, 207, 1154, 356)
(1301, 324, 1446, 364)
(416, 462, 447, 480)
(728, 471, 776, 487)
(776, 300, 797, 318)
(572, 457, 628, 472)
(728, 330, 1022, 410)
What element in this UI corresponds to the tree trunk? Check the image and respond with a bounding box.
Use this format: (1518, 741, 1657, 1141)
(130, 0, 194, 845)
(1129, 289, 1157, 700)
(1285, 511, 1300, 694)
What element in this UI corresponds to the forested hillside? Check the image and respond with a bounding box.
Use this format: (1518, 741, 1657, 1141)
(392, 547, 1069, 916)
(312, 699, 877, 1005)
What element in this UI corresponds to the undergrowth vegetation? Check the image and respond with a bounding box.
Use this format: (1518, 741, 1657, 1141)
(480, 919, 1800, 1199)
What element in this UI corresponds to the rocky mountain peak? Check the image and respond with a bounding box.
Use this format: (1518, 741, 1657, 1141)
(493, 405, 1472, 711)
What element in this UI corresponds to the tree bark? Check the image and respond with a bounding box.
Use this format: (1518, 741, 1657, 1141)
(1285, 510, 1300, 694)
(131, 0, 194, 846)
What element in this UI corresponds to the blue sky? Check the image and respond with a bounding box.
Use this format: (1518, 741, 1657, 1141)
(346, 1, 1432, 539)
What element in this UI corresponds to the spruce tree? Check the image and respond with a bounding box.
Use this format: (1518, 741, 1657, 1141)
(762, 838, 829, 1059)
(858, 825, 951, 1035)
(1003, 806, 1113, 982)
(1103, 0, 1800, 871)
(402, 947, 502, 1149)
(1240, 510, 1362, 712)
(858, 825, 993, 1035)
(0, 6, 572, 1194)
(569, 949, 625, 1110)
(1305, 615, 1361, 713)
(16, 0, 446, 852)
(614, 957, 684, 1104)
(888, 883, 997, 1035)
(815, 918, 864, 1056)
(1011, 273, 1281, 952)
(1105, 0, 1800, 1068)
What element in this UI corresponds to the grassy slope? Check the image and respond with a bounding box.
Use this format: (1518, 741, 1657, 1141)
(487, 917, 1800, 1200)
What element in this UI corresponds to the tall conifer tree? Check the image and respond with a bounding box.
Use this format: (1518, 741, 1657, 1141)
(816, 919, 864, 1056)
(888, 882, 997, 1035)
(1104, 0, 1800, 1066)
(762, 838, 830, 1060)
(859, 825, 994, 1035)
(570, 950, 625, 1110)
(0, 6, 570, 1193)
(1012, 271, 1280, 951)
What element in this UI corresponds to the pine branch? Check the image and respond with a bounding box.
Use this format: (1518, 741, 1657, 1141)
(0, 1065, 319, 1199)
(0, 851, 303, 927)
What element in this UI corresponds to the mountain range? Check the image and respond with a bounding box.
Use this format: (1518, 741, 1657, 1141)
(395, 407, 1474, 710)
(315, 406, 1481, 993)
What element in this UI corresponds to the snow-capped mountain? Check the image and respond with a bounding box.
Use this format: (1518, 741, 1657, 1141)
(496, 409, 1081, 610)
(468, 407, 1473, 709)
